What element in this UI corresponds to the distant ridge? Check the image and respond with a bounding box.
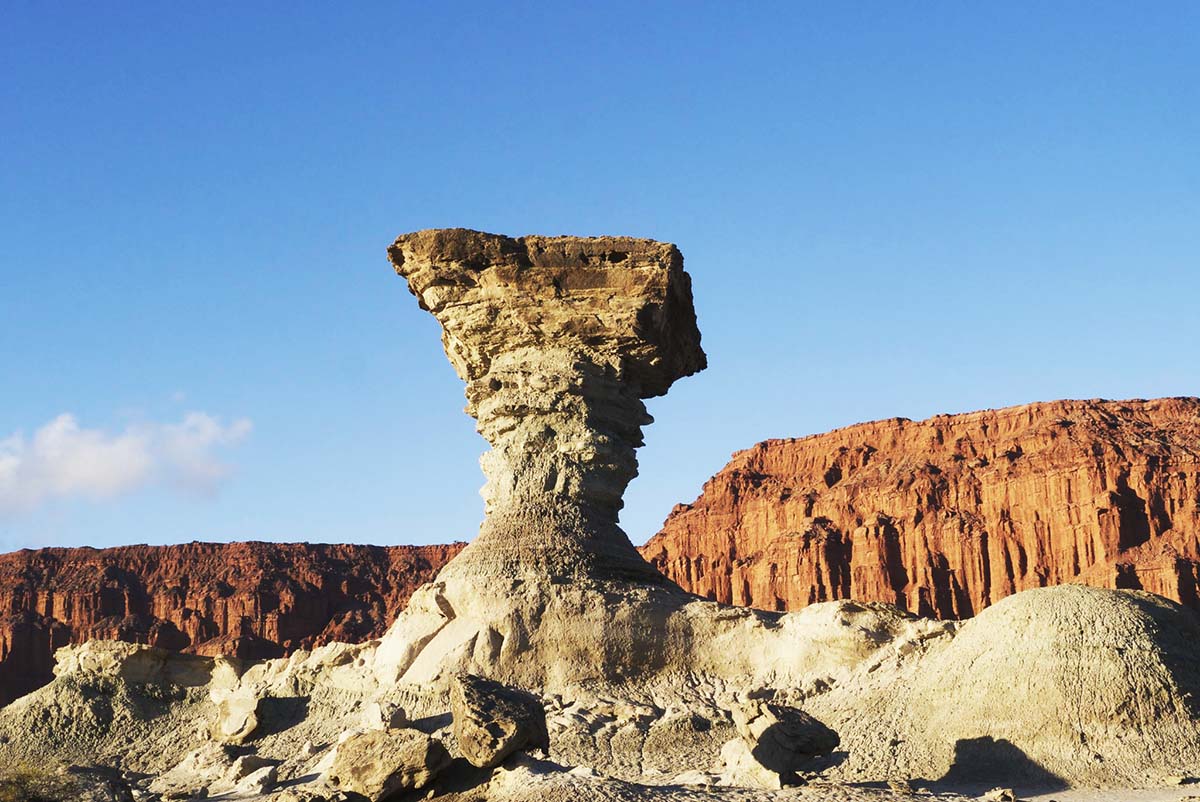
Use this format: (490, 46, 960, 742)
(0, 540, 463, 705)
(641, 397, 1200, 618)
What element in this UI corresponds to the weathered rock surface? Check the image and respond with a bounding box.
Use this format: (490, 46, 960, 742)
(325, 729, 451, 799)
(806, 584, 1200, 786)
(212, 687, 261, 744)
(0, 540, 462, 705)
(451, 673, 549, 768)
(388, 228, 704, 582)
(642, 397, 1200, 618)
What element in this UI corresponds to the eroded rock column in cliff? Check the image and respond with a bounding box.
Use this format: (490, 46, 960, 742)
(388, 229, 705, 583)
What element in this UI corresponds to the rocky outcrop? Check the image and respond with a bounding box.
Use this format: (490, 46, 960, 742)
(642, 397, 1200, 618)
(0, 541, 462, 705)
(388, 229, 705, 583)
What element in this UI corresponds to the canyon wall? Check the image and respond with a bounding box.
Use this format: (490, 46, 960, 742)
(641, 397, 1200, 619)
(0, 541, 461, 705)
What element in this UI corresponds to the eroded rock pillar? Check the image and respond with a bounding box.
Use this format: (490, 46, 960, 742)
(388, 229, 706, 583)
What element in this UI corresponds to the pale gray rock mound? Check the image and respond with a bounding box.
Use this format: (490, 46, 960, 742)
(809, 584, 1200, 785)
(451, 673, 550, 768)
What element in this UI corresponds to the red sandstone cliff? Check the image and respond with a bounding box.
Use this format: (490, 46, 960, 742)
(640, 398, 1200, 619)
(0, 541, 462, 705)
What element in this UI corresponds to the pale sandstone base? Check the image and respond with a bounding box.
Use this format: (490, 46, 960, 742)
(2, 585, 1199, 799)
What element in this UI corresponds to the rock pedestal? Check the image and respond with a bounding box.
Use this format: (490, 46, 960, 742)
(377, 229, 824, 691)
(388, 229, 705, 583)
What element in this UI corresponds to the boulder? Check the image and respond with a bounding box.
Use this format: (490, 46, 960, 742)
(324, 729, 450, 799)
(234, 764, 277, 795)
(211, 689, 259, 744)
(731, 701, 839, 773)
(451, 674, 549, 768)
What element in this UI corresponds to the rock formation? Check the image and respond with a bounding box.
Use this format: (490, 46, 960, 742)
(2, 229, 1198, 799)
(387, 229, 704, 583)
(643, 397, 1200, 618)
(378, 230, 845, 692)
(0, 541, 462, 705)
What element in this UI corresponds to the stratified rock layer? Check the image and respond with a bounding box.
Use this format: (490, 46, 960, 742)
(0, 541, 462, 705)
(642, 397, 1200, 618)
(388, 229, 705, 582)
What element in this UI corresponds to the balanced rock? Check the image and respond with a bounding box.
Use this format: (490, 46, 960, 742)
(375, 229, 954, 694)
(451, 673, 550, 768)
(388, 229, 704, 583)
(325, 729, 450, 799)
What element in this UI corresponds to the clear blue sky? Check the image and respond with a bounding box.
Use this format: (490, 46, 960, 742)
(2, 3, 1197, 552)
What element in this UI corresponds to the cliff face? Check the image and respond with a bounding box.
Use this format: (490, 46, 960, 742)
(641, 398, 1200, 619)
(0, 541, 462, 705)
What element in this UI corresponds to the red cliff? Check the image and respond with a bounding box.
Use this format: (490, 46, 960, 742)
(641, 398, 1200, 619)
(0, 541, 462, 705)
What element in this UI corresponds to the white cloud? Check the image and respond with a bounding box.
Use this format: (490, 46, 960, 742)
(0, 412, 252, 515)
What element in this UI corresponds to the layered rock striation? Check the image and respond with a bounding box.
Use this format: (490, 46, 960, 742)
(378, 229, 839, 691)
(642, 397, 1200, 618)
(0, 541, 461, 705)
(388, 229, 705, 582)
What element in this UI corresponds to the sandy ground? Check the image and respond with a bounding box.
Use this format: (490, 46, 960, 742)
(1026, 789, 1200, 802)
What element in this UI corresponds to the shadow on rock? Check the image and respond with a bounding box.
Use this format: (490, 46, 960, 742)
(256, 696, 310, 736)
(751, 714, 840, 773)
(936, 736, 1068, 792)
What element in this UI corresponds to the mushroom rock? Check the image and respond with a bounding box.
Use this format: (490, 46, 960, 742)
(387, 228, 705, 583)
(375, 229, 843, 689)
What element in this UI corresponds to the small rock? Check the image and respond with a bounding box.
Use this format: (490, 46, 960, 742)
(360, 700, 408, 731)
(672, 769, 718, 786)
(208, 754, 274, 794)
(450, 673, 550, 769)
(979, 789, 1016, 802)
(150, 744, 233, 797)
(718, 738, 784, 789)
(235, 765, 277, 795)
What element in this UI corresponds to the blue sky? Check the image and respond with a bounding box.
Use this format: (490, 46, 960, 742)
(2, 3, 1197, 552)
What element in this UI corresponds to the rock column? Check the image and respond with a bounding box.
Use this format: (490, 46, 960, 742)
(388, 229, 706, 583)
